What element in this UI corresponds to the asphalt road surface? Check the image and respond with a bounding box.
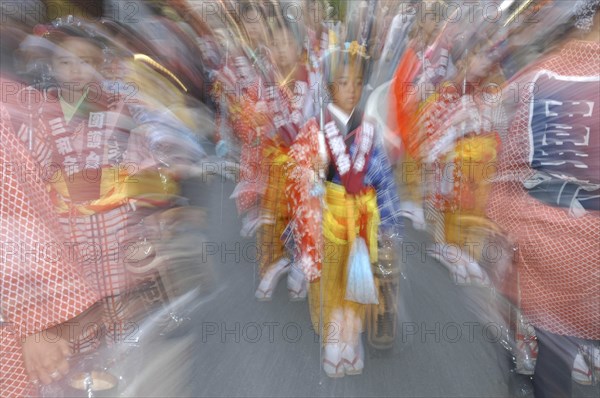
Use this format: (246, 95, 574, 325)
(176, 179, 512, 398)
(107, 177, 598, 398)
(65, 176, 598, 398)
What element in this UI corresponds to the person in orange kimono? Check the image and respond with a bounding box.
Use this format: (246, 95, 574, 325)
(391, 0, 453, 230)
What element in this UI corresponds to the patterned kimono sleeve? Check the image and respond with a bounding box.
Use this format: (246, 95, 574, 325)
(365, 142, 404, 231)
(10, 86, 54, 166)
(491, 102, 509, 147)
(0, 103, 99, 336)
(1, 101, 99, 397)
(285, 118, 322, 281)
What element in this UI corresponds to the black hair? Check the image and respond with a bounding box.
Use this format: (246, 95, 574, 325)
(45, 24, 106, 54)
(269, 12, 304, 48)
(236, 1, 270, 41)
(323, 48, 369, 85)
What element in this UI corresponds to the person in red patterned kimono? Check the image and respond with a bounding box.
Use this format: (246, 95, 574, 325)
(0, 82, 99, 397)
(211, 5, 273, 238)
(487, 2, 600, 396)
(417, 42, 508, 287)
(13, 21, 184, 354)
(254, 18, 315, 301)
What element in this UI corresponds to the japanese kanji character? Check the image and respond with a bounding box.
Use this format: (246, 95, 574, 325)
(87, 131, 103, 149)
(55, 137, 74, 155)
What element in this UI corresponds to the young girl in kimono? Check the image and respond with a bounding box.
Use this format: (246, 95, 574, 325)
(212, 5, 274, 238)
(309, 43, 403, 377)
(419, 41, 507, 286)
(254, 18, 315, 301)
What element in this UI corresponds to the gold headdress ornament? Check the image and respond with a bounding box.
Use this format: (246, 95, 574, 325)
(346, 40, 367, 57)
(329, 29, 339, 50)
(322, 39, 370, 85)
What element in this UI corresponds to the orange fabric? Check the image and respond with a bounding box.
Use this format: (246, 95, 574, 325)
(391, 47, 421, 157)
(258, 143, 290, 276)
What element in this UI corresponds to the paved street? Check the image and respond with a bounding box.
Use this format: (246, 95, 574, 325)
(180, 179, 511, 397)
(109, 177, 599, 398)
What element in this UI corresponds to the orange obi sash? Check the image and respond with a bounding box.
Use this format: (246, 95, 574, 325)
(49, 165, 180, 215)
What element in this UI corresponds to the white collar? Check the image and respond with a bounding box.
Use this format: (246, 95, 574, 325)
(327, 103, 353, 129)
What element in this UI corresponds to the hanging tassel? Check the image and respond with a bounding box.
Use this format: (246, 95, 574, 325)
(345, 237, 379, 304)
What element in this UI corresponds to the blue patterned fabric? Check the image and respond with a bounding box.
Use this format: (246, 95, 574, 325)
(329, 126, 404, 232)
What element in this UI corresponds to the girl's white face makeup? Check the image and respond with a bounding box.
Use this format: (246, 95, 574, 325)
(51, 37, 102, 92)
(332, 63, 363, 115)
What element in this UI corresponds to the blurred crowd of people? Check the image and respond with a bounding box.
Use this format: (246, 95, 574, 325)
(0, 0, 598, 397)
